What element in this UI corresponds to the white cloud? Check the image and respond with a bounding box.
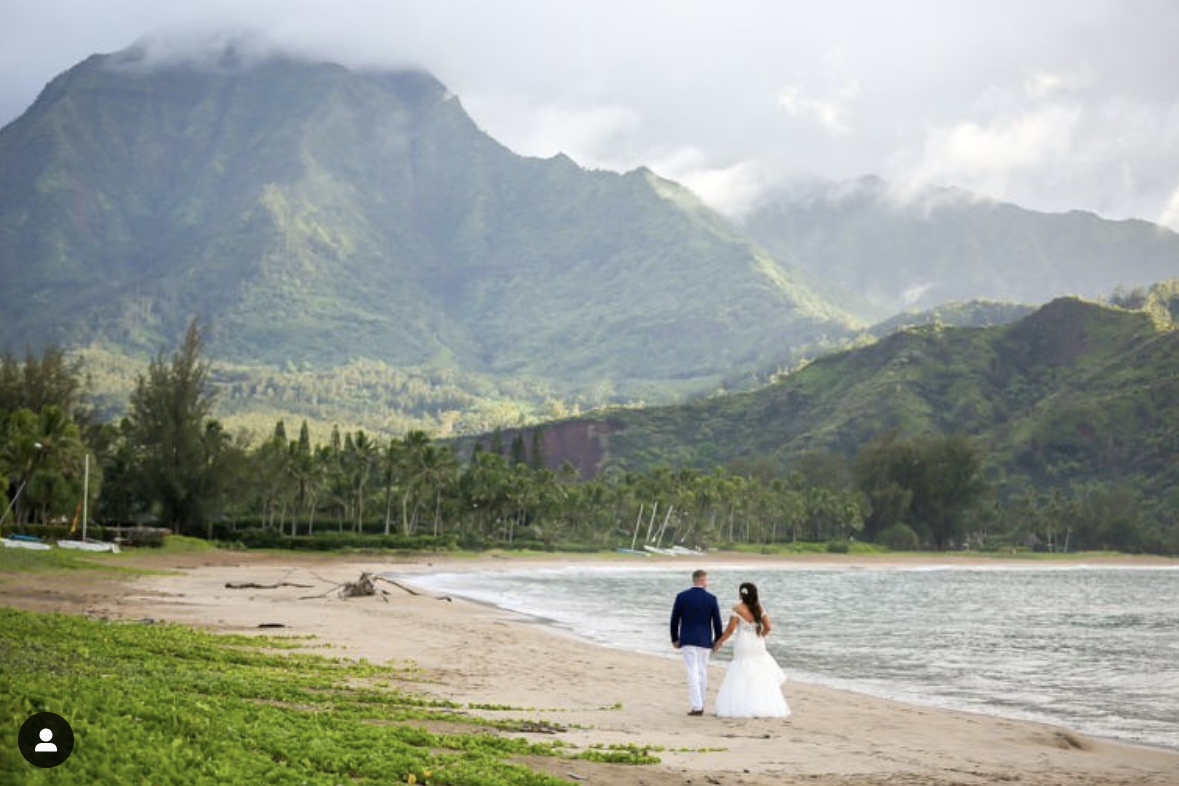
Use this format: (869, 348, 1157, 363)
(1159, 180, 1179, 233)
(777, 85, 854, 136)
(886, 64, 1179, 228)
(462, 92, 642, 169)
(657, 155, 768, 218)
(2, 1, 1178, 227)
(902, 104, 1081, 192)
(776, 50, 860, 136)
(901, 283, 935, 307)
(1022, 69, 1084, 99)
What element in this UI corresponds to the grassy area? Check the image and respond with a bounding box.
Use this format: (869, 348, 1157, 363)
(0, 535, 216, 576)
(0, 606, 656, 785)
(0, 545, 139, 575)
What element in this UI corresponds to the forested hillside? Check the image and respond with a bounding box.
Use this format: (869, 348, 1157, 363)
(0, 46, 853, 434)
(5, 286, 1179, 555)
(515, 284, 1179, 536)
(5, 47, 1177, 440)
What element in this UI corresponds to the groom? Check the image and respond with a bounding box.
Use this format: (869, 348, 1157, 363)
(670, 568, 724, 716)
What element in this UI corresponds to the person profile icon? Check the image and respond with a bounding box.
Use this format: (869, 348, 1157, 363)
(19, 711, 73, 767)
(35, 728, 58, 753)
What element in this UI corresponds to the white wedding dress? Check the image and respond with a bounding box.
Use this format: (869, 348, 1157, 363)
(714, 615, 790, 718)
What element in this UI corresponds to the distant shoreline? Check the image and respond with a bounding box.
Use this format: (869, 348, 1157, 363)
(386, 548, 1179, 574)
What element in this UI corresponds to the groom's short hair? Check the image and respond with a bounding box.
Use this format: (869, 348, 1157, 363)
(692, 569, 707, 583)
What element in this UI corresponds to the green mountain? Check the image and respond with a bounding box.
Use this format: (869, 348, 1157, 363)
(866, 300, 1037, 338)
(742, 176, 1179, 322)
(527, 282, 1179, 510)
(5, 46, 1178, 444)
(0, 46, 854, 433)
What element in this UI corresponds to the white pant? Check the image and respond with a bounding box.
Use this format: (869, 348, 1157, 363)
(681, 645, 711, 711)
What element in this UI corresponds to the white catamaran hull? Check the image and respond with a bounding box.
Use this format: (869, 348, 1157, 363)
(56, 539, 120, 553)
(1, 538, 52, 551)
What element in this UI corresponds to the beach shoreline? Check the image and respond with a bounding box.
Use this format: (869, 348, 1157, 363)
(4, 548, 1178, 785)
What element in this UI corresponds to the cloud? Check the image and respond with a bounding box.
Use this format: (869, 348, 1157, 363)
(462, 92, 642, 169)
(777, 85, 855, 136)
(650, 152, 768, 217)
(775, 48, 859, 136)
(901, 104, 1081, 193)
(1022, 69, 1084, 99)
(107, 27, 290, 72)
(1159, 181, 1179, 233)
(885, 66, 1179, 227)
(901, 283, 935, 307)
(1, 1, 1177, 229)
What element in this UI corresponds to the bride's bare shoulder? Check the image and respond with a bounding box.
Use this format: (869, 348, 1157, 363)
(732, 602, 755, 621)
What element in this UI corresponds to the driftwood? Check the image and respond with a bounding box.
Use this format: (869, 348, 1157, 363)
(340, 572, 379, 598)
(297, 571, 451, 602)
(382, 577, 424, 596)
(225, 581, 314, 589)
(297, 571, 385, 601)
(381, 575, 451, 602)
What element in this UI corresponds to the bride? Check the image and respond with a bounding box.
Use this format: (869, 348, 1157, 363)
(712, 581, 790, 718)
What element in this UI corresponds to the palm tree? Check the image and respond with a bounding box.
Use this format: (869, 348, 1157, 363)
(2, 406, 87, 526)
(398, 430, 431, 536)
(418, 443, 458, 537)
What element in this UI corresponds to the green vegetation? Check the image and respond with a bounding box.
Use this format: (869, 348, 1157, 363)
(0, 606, 655, 784)
(0, 533, 211, 576)
(587, 291, 1179, 554)
(6, 289, 1179, 556)
(0, 50, 858, 433)
(4, 49, 1179, 562)
(0, 543, 129, 575)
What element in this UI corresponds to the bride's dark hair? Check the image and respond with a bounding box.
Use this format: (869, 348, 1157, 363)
(739, 582, 765, 633)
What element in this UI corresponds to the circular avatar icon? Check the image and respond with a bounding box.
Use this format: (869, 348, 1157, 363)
(18, 712, 74, 768)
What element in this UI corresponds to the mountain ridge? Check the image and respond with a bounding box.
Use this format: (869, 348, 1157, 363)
(3, 46, 1177, 440)
(742, 176, 1179, 321)
(0, 47, 855, 418)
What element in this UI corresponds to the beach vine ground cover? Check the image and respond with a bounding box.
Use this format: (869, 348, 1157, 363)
(0, 606, 656, 784)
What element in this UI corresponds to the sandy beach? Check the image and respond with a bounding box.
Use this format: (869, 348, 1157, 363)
(5, 549, 1178, 785)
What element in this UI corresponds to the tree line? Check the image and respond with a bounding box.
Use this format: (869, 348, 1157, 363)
(2, 321, 1174, 554)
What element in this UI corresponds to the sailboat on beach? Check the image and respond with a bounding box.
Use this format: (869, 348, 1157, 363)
(616, 502, 703, 556)
(1, 461, 51, 550)
(56, 454, 119, 553)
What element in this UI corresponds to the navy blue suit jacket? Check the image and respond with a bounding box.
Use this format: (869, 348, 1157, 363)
(670, 586, 723, 648)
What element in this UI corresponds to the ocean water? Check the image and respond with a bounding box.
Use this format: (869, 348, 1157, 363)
(402, 563, 1179, 751)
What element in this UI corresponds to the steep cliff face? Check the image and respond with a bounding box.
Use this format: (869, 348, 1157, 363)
(539, 420, 619, 480)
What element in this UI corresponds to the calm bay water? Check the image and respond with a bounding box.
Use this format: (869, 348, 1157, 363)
(403, 563, 1179, 750)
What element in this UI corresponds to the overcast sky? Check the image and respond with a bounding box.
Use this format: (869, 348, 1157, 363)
(3, 0, 1178, 228)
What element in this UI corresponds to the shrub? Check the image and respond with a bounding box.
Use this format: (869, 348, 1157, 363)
(878, 523, 921, 550)
(225, 527, 456, 552)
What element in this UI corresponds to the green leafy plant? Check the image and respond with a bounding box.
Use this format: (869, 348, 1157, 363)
(0, 607, 657, 784)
